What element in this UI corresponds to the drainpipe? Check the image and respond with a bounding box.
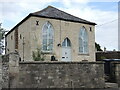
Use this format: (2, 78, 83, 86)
(23, 37, 25, 61)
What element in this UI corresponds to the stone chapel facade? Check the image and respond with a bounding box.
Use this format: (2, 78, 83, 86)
(5, 6, 96, 61)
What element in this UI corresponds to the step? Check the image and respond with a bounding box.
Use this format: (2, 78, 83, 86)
(105, 82, 119, 88)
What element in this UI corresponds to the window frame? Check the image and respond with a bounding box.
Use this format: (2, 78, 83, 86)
(42, 21, 54, 53)
(79, 26, 89, 54)
(62, 38, 71, 47)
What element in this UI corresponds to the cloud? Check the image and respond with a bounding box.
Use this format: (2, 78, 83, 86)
(0, 3, 3, 23)
(58, 3, 118, 50)
(96, 20, 118, 50)
(0, 1, 56, 29)
(0, 0, 118, 50)
(1, 0, 119, 3)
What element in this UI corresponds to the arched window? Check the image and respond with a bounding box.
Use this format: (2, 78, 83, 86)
(42, 21, 54, 52)
(62, 38, 71, 47)
(79, 27, 88, 54)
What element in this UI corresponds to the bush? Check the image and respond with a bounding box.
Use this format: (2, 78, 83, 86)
(100, 56, 106, 60)
(32, 48, 45, 61)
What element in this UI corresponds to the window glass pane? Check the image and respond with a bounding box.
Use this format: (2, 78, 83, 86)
(49, 32, 53, 39)
(43, 35, 47, 39)
(80, 30, 83, 36)
(79, 27, 88, 53)
(43, 25, 48, 33)
(43, 39, 47, 44)
(42, 22, 53, 51)
(67, 38, 71, 47)
(84, 31, 87, 40)
(79, 38, 83, 53)
(62, 39, 66, 46)
(49, 39, 53, 44)
(62, 38, 71, 47)
(48, 44, 53, 51)
(79, 47, 83, 53)
(43, 45, 47, 50)
(84, 41, 88, 53)
(79, 38, 82, 45)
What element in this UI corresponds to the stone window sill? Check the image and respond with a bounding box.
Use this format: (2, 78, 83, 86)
(78, 53, 89, 56)
(41, 51, 53, 54)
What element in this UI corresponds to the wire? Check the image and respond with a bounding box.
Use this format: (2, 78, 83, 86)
(96, 18, 119, 27)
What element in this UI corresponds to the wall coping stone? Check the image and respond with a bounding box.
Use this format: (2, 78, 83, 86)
(2, 52, 19, 62)
(111, 61, 120, 64)
(19, 61, 104, 64)
(96, 51, 120, 54)
(5, 52, 19, 55)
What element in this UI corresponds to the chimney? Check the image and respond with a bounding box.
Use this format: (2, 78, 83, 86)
(104, 47, 106, 52)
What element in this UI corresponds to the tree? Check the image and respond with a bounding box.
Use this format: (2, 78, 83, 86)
(95, 42, 103, 51)
(0, 23, 6, 55)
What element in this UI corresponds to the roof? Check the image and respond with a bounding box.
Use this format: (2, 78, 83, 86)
(31, 6, 96, 25)
(5, 6, 96, 37)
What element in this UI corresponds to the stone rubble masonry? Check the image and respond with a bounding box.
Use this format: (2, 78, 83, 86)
(2, 54, 9, 88)
(1, 53, 105, 88)
(0, 55, 2, 90)
(1, 52, 19, 88)
(18, 61, 105, 88)
(112, 62, 120, 87)
(96, 51, 120, 60)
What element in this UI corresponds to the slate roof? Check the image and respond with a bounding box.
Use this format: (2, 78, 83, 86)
(31, 6, 96, 25)
(6, 6, 96, 36)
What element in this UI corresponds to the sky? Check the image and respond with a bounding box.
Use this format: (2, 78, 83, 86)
(0, 0, 119, 51)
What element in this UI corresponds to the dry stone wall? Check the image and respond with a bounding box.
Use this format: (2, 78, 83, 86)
(0, 56, 3, 89)
(112, 62, 120, 87)
(2, 54, 9, 88)
(1, 53, 105, 89)
(18, 62, 105, 88)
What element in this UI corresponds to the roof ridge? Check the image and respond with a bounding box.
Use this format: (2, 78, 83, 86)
(32, 5, 55, 14)
(31, 6, 95, 24)
(52, 7, 92, 23)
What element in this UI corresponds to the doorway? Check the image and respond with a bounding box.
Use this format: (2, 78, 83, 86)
(61, 38, 71, 61)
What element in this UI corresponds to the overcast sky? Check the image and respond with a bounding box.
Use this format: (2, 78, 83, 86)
(0, 0, 119, 51)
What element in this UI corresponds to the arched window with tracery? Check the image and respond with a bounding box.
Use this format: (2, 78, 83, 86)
(42, 21, 54, 52)
(79, 26, 88, 54)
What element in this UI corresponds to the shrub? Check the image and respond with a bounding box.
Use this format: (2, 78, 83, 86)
(32, 48, 45, 61)
(100, 56, 106, 60)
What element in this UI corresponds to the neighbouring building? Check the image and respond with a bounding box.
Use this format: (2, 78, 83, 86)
(5, 6, 96, 61)
(96, 51, 120, 61)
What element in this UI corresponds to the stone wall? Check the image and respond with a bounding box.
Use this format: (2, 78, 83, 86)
(112, 62, 120, 87)
(18, 61, 105, 88)
(0, 56, 3, 89)
(100, 61, 120, 87)
(2, 54, 9, 88)
(2, 53, 19, 88)
(1, 53, 105, 88)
